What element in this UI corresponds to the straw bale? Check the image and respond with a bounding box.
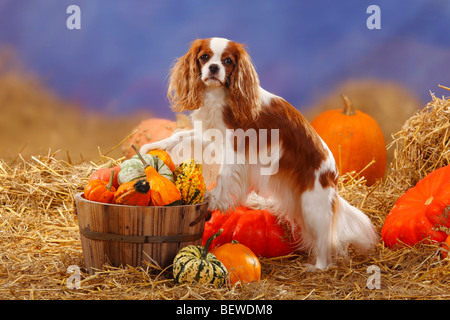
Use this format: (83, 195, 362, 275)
(387, 92, 450, 192)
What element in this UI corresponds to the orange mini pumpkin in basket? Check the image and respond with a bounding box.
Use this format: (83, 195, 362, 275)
(84, 171, 116, 204)
(114, 179, 151, 206)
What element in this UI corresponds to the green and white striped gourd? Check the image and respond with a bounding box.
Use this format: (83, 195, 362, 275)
(173, 229, 227, 288)
(118, 153, 173, 185)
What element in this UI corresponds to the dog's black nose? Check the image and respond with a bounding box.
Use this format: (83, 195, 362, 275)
(209, 64, 220, 74)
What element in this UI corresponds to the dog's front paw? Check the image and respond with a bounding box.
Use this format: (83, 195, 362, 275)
(140, 143, 158, 154)
(205, 190, 219, 211)
(139, 144, 151, 154)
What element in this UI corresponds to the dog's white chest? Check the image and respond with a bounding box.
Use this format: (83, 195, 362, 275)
(191, 87, 228, 133)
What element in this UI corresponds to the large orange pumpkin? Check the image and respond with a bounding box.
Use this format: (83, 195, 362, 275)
(382, 164, 450, 248)
(311, 95, 386, 186)
(122, 115, 192, 159)
(202, 207, 302, 258)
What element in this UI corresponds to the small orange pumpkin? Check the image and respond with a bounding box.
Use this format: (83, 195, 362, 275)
(146, 166, 182, 206)
(211, 241, 261, 285)
(114, 179, 151, 206)
(84, 171, 116, 203)
(89, 165, 121, 189)
(311, 95, 386, 185)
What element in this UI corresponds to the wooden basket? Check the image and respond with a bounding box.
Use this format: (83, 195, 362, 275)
(74, 192, 208, 274)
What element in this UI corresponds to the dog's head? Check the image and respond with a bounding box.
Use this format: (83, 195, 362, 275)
(168, 37, 260, 124)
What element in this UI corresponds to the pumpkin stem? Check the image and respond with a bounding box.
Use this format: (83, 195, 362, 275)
(341, 95, 356, 116)
(131, 144, 149, 168)
(202, 229, 223, 259)
(105, 170, 115, 191)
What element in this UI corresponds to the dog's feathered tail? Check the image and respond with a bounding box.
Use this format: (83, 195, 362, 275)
(332, 195, 378, 256)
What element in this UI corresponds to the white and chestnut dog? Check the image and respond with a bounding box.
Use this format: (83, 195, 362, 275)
(140, 37, 377, 270)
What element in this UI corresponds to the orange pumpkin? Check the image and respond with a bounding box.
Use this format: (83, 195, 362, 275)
(311, 95, 386, 186)
(122, 116, 192, 159)
(145, 166, 182, 206)
(89, 165, 121, 189)
(382, 164, 450, 248)
(211, 241, 261, 285)
(84, 171, 116, 203)
(114, 179, 151, 206)
(203, 206, 302, 258)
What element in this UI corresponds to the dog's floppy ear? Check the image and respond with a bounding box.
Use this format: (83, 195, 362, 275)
(227, 42, 261, 126)
(168, 39, 207, 112)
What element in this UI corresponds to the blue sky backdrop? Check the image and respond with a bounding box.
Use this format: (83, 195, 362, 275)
(0, 0, 449, 119)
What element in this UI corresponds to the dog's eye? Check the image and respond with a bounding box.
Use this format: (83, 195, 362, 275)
(223, 57, 233, 66)
(199, 54, 210, 62)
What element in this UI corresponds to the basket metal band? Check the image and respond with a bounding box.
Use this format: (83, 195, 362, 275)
(80, 227, 203, 244)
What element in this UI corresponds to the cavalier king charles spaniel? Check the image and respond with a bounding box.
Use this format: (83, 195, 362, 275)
(140, 37, 377, 270)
